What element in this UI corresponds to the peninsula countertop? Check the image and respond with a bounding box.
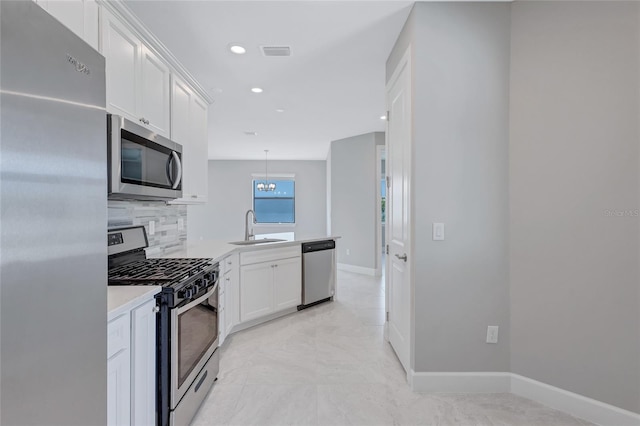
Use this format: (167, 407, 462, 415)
(160, 235, 340, 262)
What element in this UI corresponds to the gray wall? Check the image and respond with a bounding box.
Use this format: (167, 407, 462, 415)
(510, 1, 640, 413)
(330, 132, 385, 271)
(388, 2, 512, 373)
(188, 160, 327, 242)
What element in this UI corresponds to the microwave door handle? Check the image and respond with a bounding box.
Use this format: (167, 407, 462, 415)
(166, 154, 175, 186)
(171, 151, 182, 190)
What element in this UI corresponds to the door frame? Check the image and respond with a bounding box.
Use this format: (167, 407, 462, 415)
(376, 144, 385, 277)
(384, 45, 413, 379)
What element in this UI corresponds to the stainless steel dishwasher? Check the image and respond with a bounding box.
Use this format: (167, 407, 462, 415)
(299, 240, 336, 310)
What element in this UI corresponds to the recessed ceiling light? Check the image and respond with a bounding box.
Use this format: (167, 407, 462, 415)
(275, 109, 285, 113)
(380, 115, 387, 120)
(244, 131, 258, 136)
(229, 45, 246, 55)
(251, 87, 263, 93)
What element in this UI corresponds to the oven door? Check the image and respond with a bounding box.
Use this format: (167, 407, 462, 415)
(170, 282, 219, 409)
(108, 114, 183, 200)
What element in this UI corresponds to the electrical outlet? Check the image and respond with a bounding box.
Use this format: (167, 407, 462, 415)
(148, 220, 155, 236)
(177, 218, 184, 231)
(346, 249, 350, 255)
(486, 326, 499, 344)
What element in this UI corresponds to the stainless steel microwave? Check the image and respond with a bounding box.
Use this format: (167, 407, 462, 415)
(107, 114, 183, 200)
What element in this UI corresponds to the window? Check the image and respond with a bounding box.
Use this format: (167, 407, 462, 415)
(253, 179, 295, 224)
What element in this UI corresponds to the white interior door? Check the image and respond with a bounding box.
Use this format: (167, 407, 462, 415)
(386, 49, 412, 375)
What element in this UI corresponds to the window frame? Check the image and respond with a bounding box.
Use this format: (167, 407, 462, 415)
(250, 173, 296, 225)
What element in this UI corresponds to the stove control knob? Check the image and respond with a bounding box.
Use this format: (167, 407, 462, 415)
(178, 287, 193, 299)
(194, 279, 203, 292)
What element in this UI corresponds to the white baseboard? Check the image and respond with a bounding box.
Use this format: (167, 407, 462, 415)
(410, 371, 511, 393)
(408, 371, 640, 426)
(511, 374, 640, 426)
(337, 263, 376, 276)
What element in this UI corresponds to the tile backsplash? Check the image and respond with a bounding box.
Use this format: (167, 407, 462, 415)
(108, 200, 187, 257)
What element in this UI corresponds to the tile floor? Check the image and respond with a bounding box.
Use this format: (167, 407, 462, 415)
(192, 270, 593, 426)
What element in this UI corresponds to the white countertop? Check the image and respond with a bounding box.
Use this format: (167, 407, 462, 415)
(108, 286, 161, 321)
(159, 235, 340, 262)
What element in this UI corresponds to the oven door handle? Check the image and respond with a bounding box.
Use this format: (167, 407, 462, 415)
(176, 282, 218, 315)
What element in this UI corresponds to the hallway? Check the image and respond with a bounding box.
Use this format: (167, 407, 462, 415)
(192, 270, 592, 425)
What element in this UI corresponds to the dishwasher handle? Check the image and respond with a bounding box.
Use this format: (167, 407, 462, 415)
(302, 240, 335, 253)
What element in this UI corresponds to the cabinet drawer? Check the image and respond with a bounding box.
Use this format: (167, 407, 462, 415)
(108, 313, 130, 359)
(223, 255, 235, 271)
(240, 246, 301, 266)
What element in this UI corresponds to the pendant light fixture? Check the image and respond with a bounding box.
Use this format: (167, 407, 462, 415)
(256, 150, 276, 192)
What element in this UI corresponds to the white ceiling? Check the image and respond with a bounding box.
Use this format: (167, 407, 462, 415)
(124, 1, 413, 160)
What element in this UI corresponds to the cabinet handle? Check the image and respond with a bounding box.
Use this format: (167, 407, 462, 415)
(191, 195, 198, 198)
(225, 277, 230, 281)
(139, 117, 150, 125)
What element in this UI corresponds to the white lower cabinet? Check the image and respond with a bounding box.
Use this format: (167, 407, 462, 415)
(239, 247, 302, 323)
(108, 296, 157, 426)
(107, 313, 131, 426)
(240, 262, 276, 322)
(219, 253, 239, 344)
(130, 299, 157, 426)
(273, 257, 303, 311)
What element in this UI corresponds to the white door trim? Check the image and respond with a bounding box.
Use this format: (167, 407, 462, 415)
(385, 45, 413, 374)
(375, 145, 385, 277)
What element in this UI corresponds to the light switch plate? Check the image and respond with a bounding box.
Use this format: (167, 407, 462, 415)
(148, 220, 155, 236)
(433, 223, 445, 241)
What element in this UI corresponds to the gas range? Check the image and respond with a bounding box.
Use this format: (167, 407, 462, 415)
(108, 256, 217, 308)
(107, 226, 220, 426)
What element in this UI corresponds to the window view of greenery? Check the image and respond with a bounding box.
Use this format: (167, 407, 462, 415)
(253, 179, 295, 224)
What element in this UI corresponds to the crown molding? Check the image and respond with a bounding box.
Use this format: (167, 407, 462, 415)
(98, 0, 214, 105)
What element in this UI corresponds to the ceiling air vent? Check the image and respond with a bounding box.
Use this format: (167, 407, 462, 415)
(261, 46, 291, 57)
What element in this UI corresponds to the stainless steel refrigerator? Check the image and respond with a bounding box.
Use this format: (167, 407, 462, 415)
(1, 2, 107, 424)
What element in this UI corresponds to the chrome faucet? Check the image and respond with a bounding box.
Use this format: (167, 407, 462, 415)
(244, 209, 256, 241)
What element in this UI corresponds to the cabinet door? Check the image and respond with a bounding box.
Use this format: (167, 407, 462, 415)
(37, 0, 99, 50)
(45, 0, 84, 39)
(273, 256, 302, 311)
(189, 95, 209, 202)
(171, 75, 192, 146)
(131, 299, 157, 426)
(140, 45, 170, 137)
(224, 273, 234, 336)
(224, 254, 239, 335)
(240, 262, 274, 322)
(101, 10, 140, 120)
(107, 349, 131, 426)
(218, 277, 226, 345)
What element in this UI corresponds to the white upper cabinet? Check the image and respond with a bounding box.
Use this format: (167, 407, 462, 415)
(189, 95, 209, 202)
(169, 75, 209, 204)
(36, 0, 99, 51)
(101, 9, 170, 138)
(171, 76, 192, 146)
(140, 46, 170, 137)
(101, 10, 138, 120)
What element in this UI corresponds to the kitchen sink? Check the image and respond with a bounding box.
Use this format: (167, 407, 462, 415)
(228, 239, 287, 245)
